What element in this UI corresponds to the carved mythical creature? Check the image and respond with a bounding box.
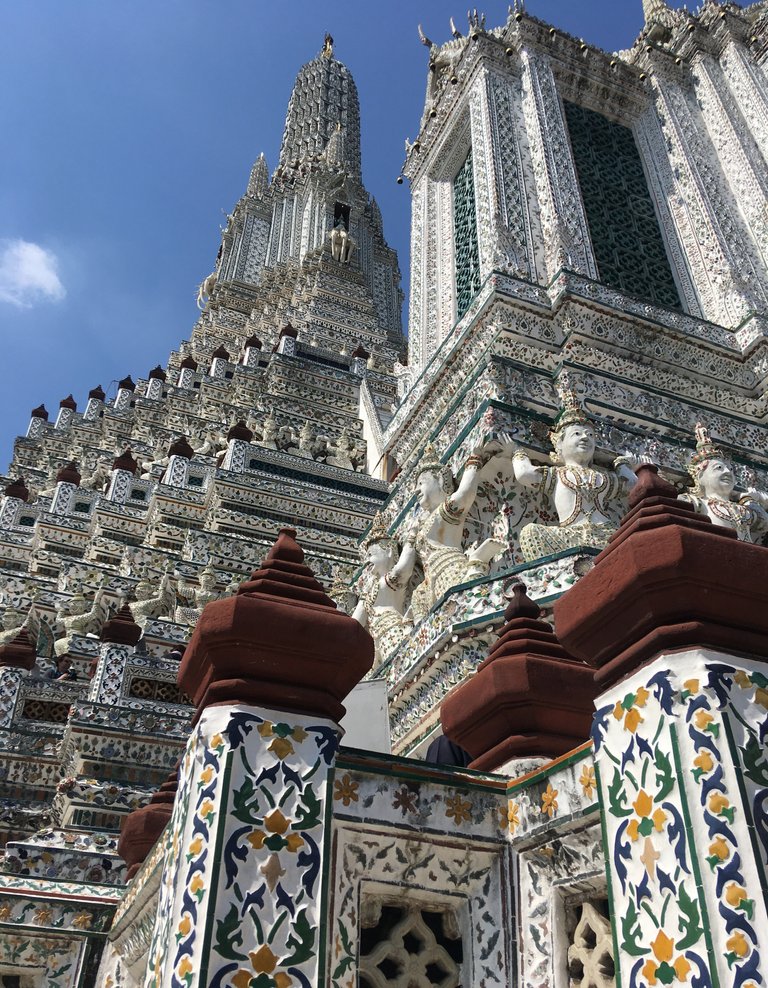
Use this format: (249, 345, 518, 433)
(252, 411, 281, 451)
(288, 421, 326, 461)
(130, 571, 174, 631)
(140, 450, 169, 481)
(329, 222, 355, 263)
(513, 386, 645, 562)
(326, 430, 357, 471)
(193, 426, 227, 458)
(418, 24, 464, 114)
(174, 564, 221, 626)
(408, 443, 507, 621)
(680, 423, 768, 542)
(54, 587, 109, 658)
(196, 272, 217, 310)
(81, 457, 112, 492)
(352, 513, 416, 664)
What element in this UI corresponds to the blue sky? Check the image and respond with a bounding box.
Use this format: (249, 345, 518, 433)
(0, 0, 653, 468)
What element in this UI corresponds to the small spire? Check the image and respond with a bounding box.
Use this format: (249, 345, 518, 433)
(644, 0, 659, 20)
(642, 0, 679, 31)
(167, 435, 195, 459)
(247, 153, 269, 198)
(322, 32, 334, 58)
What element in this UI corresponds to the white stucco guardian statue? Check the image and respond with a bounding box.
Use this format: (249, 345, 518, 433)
(54, 585, 109, 659)
(352, 513, 416, 665)
(408, 442, 506, 620)
(513, 387, 644, 562)
(680, 423, 768, 542)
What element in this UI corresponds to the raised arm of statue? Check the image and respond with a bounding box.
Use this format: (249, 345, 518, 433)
(512, 449, 544, 489)
(612, 452, 654, 491)
(351, 598, 368, 629)
(742, 490, 768, 530)
(387, 539, 417, 588)
(446, 449, 495, 515)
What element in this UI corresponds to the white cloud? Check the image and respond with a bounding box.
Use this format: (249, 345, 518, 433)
(0, 239, 66, 308)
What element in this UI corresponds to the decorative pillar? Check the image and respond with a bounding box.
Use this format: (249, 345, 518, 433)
(648, 72, 765, 325)
(242, 334, 262, 369)
(276, 324, 298, 356)
(50, 462, 82, 515)
(55, 394, 77, 429)
(554, 467, 768, 988)
(137, 529, 373, 987)
(719, 40, 768, 182)
(0, 477, 30, 529)
(161, 437, 195, 488)
(441, 584, 595, 773)
(88, 601, 142, 686)
(518, 48, 597, 280)
(691, 53, 768, 272)
(177, 357, 198, 389)
(108, 451, 139, 503)
(209, 345, 231, 379)
(83, 384, 106, 421)
(146, 366, 166, 401)
(0, 631, 36, 739)
(114, 375, 136, 413)
(350, 344, 369, 377)
(26, 403, 48, 439)
(221, 421, 254, 472)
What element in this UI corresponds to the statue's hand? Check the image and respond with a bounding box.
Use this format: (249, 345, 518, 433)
(481, 429, 521, 460)
(746, 486, 768, 507)
(614, 451, 654, 472)
(494, 432, 519, 459)
(405, 516, 420, 541)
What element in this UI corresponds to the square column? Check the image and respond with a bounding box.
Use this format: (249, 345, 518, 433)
(144, 702, 340, 988)
(592, 649, 768, 988)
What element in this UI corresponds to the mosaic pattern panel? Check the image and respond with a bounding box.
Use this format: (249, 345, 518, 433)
(592, 650, 768, 988)
(453, 149, 482, 320)
(563, 100, 681, 310)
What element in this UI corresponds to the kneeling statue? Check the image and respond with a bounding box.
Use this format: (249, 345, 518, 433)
(409, 443, 506, 619)
(513, 388, 642, 562)
(680, 423, 768, 542)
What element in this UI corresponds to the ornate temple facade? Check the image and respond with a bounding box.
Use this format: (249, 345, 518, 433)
(1, 3, 768, 987)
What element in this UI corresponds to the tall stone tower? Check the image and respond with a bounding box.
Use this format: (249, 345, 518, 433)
(0, 39, 403, 985)
(375, 2, 768, 757)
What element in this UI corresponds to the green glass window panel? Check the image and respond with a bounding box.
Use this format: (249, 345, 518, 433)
(453, 149, 482, 319)
(563, 100, 681, 310)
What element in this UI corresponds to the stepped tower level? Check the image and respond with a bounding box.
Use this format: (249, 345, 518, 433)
(376, 2, 768, 758)
(0, 38, 404, 982)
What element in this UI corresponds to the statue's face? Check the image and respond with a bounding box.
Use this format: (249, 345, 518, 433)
(417, 470, 443, 509)
(135, 584, 152, 601)
(698, 458, 735, 499)
(558, 424, 595, 465)
(200, 573, 216, 590)
(69, 597, 88, 615)
(366, 541, 394, 574)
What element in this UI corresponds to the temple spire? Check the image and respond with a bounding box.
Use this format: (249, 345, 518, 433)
(642, 0, 680, 27)
(277, 41, 362, 180)
(246, 152, 269, 198)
